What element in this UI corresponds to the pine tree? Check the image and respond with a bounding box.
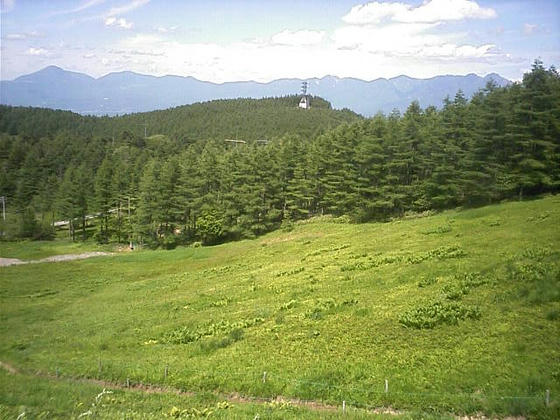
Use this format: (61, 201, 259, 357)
(509, 60, 560, 198)
(422, 94, 463, 209)
(56, 164, 91, 241)
(94, 155, 114, 242)
(460, 84, 501, 206)
(135, 159, 163, 247)
(159, 157, 182, 246)
(353, 116, 390, 220)
(285, 138, 315, 220)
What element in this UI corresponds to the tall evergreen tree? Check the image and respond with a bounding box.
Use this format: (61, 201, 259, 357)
(94, 155, 114, 242)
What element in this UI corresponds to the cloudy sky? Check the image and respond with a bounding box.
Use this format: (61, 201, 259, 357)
(1, 0, 558, 82)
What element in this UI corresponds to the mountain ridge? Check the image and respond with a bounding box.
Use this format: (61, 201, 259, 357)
(1, 66, 510, 116)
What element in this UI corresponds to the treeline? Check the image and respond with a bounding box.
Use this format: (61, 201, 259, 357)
(1, 60, 558, 246)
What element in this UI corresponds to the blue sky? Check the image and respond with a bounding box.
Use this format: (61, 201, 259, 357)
(1, 0, 558, 82)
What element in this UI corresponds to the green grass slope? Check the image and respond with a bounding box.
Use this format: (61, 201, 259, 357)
(1, 196, 559, 418)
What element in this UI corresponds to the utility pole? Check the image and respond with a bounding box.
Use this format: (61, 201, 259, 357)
(137, 123, 148, 138)
(0, 196, 5, 221)
(128, 196, 133, 250)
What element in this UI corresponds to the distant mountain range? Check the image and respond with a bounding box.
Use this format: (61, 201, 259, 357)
(0, 66, 510, 116)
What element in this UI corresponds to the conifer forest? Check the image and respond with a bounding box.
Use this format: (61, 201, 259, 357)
(0, 61, 558, 247)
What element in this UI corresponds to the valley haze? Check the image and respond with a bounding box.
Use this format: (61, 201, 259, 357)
(0, 66, 509, 117)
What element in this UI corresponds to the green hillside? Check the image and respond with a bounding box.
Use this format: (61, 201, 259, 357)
(1, 196, 559, 418)
(0, 95, 360, 142)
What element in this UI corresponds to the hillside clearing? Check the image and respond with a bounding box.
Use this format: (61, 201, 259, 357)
(1, 196, 559, 418)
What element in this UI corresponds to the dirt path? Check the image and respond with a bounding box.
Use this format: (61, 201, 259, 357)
(0, 360, 403, 417)
(0, 360, 527, 419)
(0, 252, 113, 267)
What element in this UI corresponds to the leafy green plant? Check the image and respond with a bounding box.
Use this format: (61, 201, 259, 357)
(421, 225, 452, 235)
(418, 277, 438, 288)
(167, 406, 213, 418)
(161, 318, 264, 344)
(399, 301, 481, 329)
(279, 300, 297, 310)
(442, 272, 489, 300)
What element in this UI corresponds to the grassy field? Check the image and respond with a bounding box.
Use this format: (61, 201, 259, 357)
(1, 196, 559, 418)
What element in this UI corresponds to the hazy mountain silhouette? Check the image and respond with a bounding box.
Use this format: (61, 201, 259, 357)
(1, 66, 510, 116)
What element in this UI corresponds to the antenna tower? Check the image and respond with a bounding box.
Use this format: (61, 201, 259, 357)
(299, 81, 310, 109)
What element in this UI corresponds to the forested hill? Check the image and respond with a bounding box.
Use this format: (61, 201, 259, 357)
(0, 60, 558, 248)
(0, 95, 360, 142)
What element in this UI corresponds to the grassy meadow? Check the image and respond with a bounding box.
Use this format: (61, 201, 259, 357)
(1, 196, 559, 418)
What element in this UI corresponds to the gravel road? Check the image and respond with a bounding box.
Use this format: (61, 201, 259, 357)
(0, 252, 112, 267)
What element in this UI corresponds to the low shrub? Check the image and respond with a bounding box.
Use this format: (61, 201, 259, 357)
(161, 318, 264, 344)
(418, 277, 438, 288)
(442, 272, 488, 300)
(421, 225, 452, 235)
(399, 301, 481, 329)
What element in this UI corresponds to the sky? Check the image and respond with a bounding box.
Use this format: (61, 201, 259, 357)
(1, 0, 559, 82)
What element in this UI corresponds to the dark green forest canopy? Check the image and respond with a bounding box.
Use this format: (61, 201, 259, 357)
(1, 61, 559, 246)
(0, 95, 357, 142)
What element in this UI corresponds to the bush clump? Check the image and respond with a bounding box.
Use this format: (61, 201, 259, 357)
(399, 301, 481, 329)
(161, 318, 264, 344)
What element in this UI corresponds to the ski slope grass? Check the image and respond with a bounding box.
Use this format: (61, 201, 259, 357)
(1, 196, 559, 418)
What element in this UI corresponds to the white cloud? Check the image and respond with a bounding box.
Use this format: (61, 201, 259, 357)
(156, 25, 178, 33)
(4, 31, 42, 41)
(417, 43, 496, 59)
(334, 1, 498, 62)
(51, 0, 106, 16)
(343, 2, 409, 25)
(343, 0, 496, 25)
(96, 28, 505, 83)
(331, 22, 496, 60)
(105, 16, 133, 29)
(523, 23, 539, 35)
(102, 0, 149, 31)
(119, 33, 165, 48)
(6, 33, 26, 40)
(270, 30, 325, 46)
(107, 0, 149, 17)
(26, 47, 49, 56)
(333, 22, 441, 54)
(1, 0, 514, 83)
